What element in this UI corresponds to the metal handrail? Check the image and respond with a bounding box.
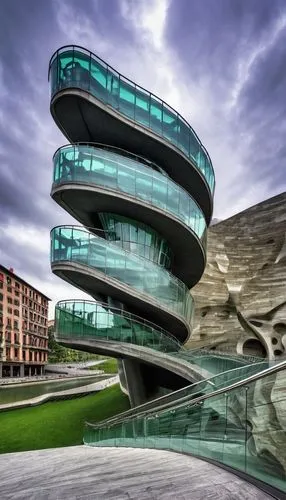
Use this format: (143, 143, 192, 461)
(137, 359, 286, 417)
(87, 360, 284, 429)
(86, 361, 267, 428)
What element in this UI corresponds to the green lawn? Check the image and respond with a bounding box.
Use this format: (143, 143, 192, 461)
(90, 358, 118, 374)
(0, 384, 129, 454)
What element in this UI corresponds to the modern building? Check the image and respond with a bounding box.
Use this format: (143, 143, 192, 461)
(48, 46, 285, 494)
(49, 45, 216, 402)
(0, 265, 49, 377)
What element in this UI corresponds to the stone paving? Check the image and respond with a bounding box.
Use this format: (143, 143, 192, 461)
(0, 446, 273, 499)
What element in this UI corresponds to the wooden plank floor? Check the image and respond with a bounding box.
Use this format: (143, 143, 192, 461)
(0, 446, 273, 499)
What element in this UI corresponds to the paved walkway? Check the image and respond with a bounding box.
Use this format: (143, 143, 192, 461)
(0, 376, 119, 411)
(0, 446, 272, 499)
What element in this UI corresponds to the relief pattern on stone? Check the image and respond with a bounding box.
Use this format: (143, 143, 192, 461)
(189, 192, 286, 362)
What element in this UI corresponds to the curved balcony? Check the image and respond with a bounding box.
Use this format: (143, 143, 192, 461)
(49, 46, 214, 223)
(51, 144, 207, 286)
(51, 226, 193, 340)
(56, 300, 183, 354)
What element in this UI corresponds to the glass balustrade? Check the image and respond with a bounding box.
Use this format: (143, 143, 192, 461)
(55, 300, 183, 353)
(84, 363, 286, 494)
(55, 300, 267, 383)
(91, 361, 269, 430)
(98, 213, 173, 269)
(49, 47, 215, 194)
(53, 144, 207, 244)
(51, 226, 194, 323)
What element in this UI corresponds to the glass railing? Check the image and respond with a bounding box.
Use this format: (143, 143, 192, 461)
(84, 362, 286, 494)
(91, 361, 269, 430)
(98, 213, 173, 269)
(55, 299, 266, 385)
(51, 226, 194, 323)
(53, 144, 207, 243)
(49, 46, 215, 195)
(55, 300, 183, 353)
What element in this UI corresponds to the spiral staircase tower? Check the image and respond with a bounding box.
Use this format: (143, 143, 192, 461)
(49, 45, 217, 404)
(47, 47, 286, 497)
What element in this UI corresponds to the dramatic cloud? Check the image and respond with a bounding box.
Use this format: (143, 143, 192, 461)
(0, 0, 285, 317)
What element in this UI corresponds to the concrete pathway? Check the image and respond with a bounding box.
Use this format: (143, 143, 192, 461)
(0, 446, 272, 499)
(0, 376, 119, 412)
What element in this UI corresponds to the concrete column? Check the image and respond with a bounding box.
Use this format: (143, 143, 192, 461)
(20, 364, 24, 377)
(0, 362, 2, 378)
(29, 366, 32, 377)
(122, 359, 147, 408)
(10, 365, 13, 377)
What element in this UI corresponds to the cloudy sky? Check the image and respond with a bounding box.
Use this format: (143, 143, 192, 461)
(0, 0, 286, 317)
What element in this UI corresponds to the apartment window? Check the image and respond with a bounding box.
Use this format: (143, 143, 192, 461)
(7, 318, 12, 327)
(15, 282, 20, 289)
(14, 320, 19, 329)
(14, 299, 20, 306)
(14, 309, 19, 317)
(0, 281, 3, 289)
(7, 286, 12, 293)
(15, 291, 19, 297)
(7, 297, 12, 304)
(7, 276, 12, 285)
(8, 307, 12, 314)
(0, 273, 4, 283)
(0, 293, 3, 301)
(14, 348, 18, 358)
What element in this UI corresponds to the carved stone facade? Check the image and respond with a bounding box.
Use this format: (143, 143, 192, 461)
(189, 192, 286, 361)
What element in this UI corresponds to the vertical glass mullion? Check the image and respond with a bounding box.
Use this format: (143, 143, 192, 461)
(244, 386, 248, 472)
(88, 52, 92, 93)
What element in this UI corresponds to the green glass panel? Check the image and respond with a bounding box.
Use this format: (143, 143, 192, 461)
(135, 87, 150, 128)
(162, 104, 178, 145)
(90, 56, 107, 100)
(53, 145, 207, 248)
(51, 228, 193, 322)
(119, 77, 136, 119)
(49, 49, 215, 194)
(106, 67, 119, 108)
(150, 96, 163, 135)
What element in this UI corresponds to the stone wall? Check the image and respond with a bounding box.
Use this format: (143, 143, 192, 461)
(188, 192, 286, 361)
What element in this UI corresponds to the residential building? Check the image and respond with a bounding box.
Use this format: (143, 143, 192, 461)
(0, 265, 50, 377)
